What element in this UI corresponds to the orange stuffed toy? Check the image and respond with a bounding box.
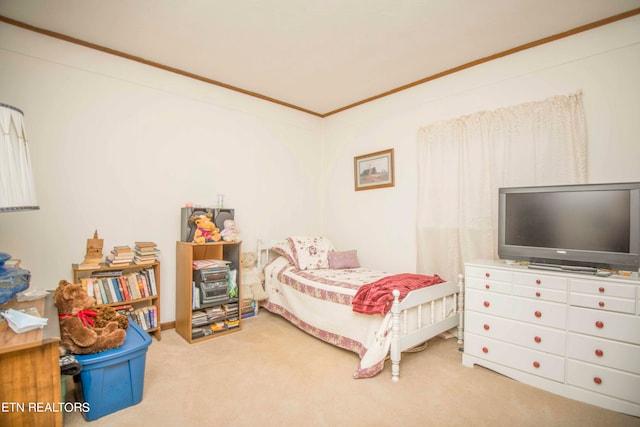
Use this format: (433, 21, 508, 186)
(190, 212, 221, 243)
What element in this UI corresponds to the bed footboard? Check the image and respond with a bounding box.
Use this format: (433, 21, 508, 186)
(390, 274, 464, 382)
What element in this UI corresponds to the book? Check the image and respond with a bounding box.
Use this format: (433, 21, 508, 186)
(118, 276, 131, 301)
(134, 242, 157, 251)
(126, 273, 141, 299)
(211, 321, 226, 332)
(110, 277, 123, 302)
(147, 269, 158, 295)
(108, 252, 134, 261)
(77, 261, 101, 270)
(93, 281, 103, 304)
(241, 310, 256, 319)
(133, 257, 156, 265)
(98, 279, 109, 304)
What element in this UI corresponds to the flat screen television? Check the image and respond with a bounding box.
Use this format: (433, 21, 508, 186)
(498, 182, 640, 271)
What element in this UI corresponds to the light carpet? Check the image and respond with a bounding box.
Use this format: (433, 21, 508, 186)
(63, 310, 638, 427)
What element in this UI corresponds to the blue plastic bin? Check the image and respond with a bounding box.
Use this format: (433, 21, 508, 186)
(74, 322, 152, 421)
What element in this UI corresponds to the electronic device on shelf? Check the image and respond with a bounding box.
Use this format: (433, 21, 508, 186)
(498, 182, 640, 272)
(193, 267, 229, 306)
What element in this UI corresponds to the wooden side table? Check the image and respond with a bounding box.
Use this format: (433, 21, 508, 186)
(0, 292, 62, 427)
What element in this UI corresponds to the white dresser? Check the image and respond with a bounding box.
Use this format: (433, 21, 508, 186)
(462, 260, 640, 416)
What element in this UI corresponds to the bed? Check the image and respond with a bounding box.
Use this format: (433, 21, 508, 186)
(259, 236, 464, 381)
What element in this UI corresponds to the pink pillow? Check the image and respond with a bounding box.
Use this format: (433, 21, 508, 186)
(328, 250, 360, 269)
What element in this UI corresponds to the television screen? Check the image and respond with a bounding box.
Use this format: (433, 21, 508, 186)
(504, 190, 630, 253)
(498, 182, 640, 271)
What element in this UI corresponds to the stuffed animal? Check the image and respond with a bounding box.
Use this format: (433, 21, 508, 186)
(240, 252, 268, 301)
(190, 212, 221, 244)
(94, 305, 129, 330)
(220, 219, 239, 242)
(54, 280, 127, 355)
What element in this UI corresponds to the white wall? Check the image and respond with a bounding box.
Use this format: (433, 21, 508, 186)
(2, 16, 639, 324)
(0, 23, 323, 323)
(321, 15, 640, 274)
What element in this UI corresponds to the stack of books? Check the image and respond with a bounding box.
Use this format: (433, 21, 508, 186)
(106, 245, 134, 267)
(224, 317, 240, 329)
(133, 242, 160, 265)
(223, 302, 238, 318)
(191, 310, 210, 327)
(205, 306, 226, 323)
(241, 299, 256, 319)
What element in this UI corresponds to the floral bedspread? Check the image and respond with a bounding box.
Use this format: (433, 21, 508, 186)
(261, 256, 394, 378)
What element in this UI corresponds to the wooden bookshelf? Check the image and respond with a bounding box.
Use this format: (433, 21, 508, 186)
(72, 262, 161, 340)
(175, 241, 242, 343)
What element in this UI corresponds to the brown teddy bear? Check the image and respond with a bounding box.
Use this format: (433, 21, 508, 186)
(94, 305, 129, 330)
(190, 212, 221, 244)
(54, 280, 127, 354)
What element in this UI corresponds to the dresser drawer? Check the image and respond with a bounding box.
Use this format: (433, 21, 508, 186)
(513, 272, 568, 291)
(513, 297, 566, 329)
(568, 307, 640, 345)
(465, 288, 513, 318)
(464, 333, 565, 382)
(567, 359, 640, 403)
(513, 284, 567, 303)
(569, 292, 636, 314)
(466, 276, 513, 294)
(465, 265, 512, 282)
(465, 311, 566, 356)
(570, 279, 635, 299)
(567, 333, 640, 374)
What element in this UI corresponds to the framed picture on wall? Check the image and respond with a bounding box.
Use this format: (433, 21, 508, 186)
(354, 148, 395, 191)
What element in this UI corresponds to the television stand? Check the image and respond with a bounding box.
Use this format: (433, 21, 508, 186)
(528, 262, 597, 275)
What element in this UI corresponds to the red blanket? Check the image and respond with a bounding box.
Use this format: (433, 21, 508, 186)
(352, 273, 444, 315)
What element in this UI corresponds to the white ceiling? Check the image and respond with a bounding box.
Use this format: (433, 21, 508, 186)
(1, 0, 639, 116)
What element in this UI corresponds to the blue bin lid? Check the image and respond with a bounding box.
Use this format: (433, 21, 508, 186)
(74, 322, 152, 365)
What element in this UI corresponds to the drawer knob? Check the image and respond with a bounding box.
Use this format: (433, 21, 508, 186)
(593, 377, 602, 385)
(482, 347, 489, 353)
(483, 301, 490, 308)
(536, 279, 541, 285)
(595, 349, 604, 357)
(595, 321, 604, 329)
(485, 272, 490, 278)
(485, 284, 491, 290)
(533, 361, 540, 368)
(535, 292, 541, 297)
(534, 336, 542, 343)
(534, 311, 542, 318)
(598, 287, 605, 293)
(598, 301, 605, 308)
(483, 324, 490, 331)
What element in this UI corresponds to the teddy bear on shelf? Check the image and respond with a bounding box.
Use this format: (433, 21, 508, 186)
(240, 251, 268, 302)
(220, 219, 240, 242)
(190, 212, 221, 244)
(54, 280, 127, 355)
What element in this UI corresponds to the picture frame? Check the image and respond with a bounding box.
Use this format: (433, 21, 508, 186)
(354, 148, 395, 191)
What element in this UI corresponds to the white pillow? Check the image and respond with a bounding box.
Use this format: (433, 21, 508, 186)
(287, 236, 334, 270)
(270, 239, 296, 266)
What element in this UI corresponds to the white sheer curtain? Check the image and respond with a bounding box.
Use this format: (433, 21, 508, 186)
(416, 92, 588, 281)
